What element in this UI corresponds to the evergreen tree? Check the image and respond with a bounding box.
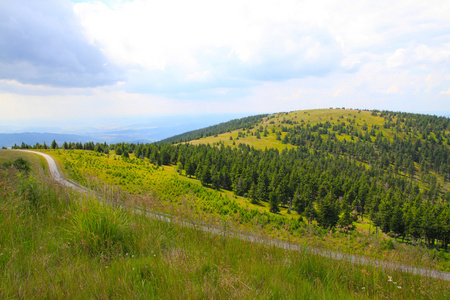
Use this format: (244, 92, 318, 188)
(115, 146, 122, 156)
(200, 166, 212, 186)
(256, 173, 269, 202)
(269, 191, 280, 213)
(248, 182, 258, 204)
(304, 202, 317, 225)
(338, 204, 353, 231)
(185, 159, 195, 178)
(317, 192, 339, 228)
(51, 140, 58, 149)
(390, 203, 405, 239)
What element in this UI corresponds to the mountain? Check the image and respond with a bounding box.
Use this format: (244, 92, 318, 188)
(0, 132, 93, 148)
(150, 108, 450, 249)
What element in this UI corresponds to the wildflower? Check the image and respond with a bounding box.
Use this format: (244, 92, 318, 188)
(397, 286, 402, 289)
(388, 276, 393, 282)
(361, 287, 365, 290)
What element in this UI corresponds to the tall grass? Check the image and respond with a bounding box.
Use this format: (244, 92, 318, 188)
(1, 165, 449, 299)
(67, 197, 135, 258)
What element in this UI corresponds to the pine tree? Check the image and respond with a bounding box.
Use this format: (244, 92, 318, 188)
(256, 173, 269, 202)
(248, 182, 258, 204)
(338, 204, 353, 231)
(390, 203, 405, 239)
(317, 192, 339, 228)
(269, 191, 280, 213)
(304, 202, 317, 225)
(200, 166, 212, 186)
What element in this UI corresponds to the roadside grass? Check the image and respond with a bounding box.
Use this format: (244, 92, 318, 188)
(0, 149, 48, 176)
(1, 163, 449, 299)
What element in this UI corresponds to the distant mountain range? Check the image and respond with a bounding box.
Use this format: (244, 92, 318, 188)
(0, 132, 93, 148)
(0, 113, 251, 148)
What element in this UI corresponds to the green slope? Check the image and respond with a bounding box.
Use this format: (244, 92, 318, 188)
(12, 108, 450, 272)
(1, 153, 450, 299)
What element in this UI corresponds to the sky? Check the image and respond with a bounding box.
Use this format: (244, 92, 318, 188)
(1, 0, 450, 132)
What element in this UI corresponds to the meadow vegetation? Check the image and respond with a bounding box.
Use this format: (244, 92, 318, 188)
(24, 144, 448, 273)
(1, 156, 449, 299)
(10, 108, 450, 275)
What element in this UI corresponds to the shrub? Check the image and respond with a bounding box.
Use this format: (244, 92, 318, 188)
(3, 157, 30, 173)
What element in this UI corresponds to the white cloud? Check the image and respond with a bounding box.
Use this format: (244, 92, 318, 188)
(73, 1, 343, 81)
(387, 43, 450, 69)
(185, 71, 212, 82)
(385, 83, 400, 94)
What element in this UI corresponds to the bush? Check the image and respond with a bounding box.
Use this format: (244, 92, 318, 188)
(3, 157, 30, 173)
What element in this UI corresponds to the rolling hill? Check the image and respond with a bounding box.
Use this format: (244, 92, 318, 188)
(4, 107, 450, 297)
(13, 108, 450, 272)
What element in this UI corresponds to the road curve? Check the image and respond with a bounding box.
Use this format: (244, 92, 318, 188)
(18, 150, 450, 281)
(18, 150, 86, 191)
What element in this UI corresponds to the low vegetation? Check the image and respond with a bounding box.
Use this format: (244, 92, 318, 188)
(1, 156, 449, 299)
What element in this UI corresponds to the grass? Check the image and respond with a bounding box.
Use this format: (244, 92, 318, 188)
(0, 149, 48, 176)
(1, 162, 449, 299)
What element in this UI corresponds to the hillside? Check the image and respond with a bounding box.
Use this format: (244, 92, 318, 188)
(173, 108, 450, 249)
(160, 114, 269, 144)
(13, 108, 450, 272)
(2, 152, 450, 298)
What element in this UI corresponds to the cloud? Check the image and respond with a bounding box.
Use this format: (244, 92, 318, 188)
(387, 43, 450, 69)
(73, 0, 344, 96)
(0, 0, 121, 87)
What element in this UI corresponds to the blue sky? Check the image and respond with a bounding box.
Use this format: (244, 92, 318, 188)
(1, 0, 450, 130)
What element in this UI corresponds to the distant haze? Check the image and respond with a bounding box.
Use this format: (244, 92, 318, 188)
(0, 113, 250, 147)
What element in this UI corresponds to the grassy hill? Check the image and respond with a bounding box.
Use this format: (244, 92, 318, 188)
(9, 108, 450, 273)
(179, 108, 444, 150)
(1, 151, 449, 299)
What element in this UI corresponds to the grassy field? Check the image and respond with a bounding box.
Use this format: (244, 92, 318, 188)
(1, 157, 449, 299)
